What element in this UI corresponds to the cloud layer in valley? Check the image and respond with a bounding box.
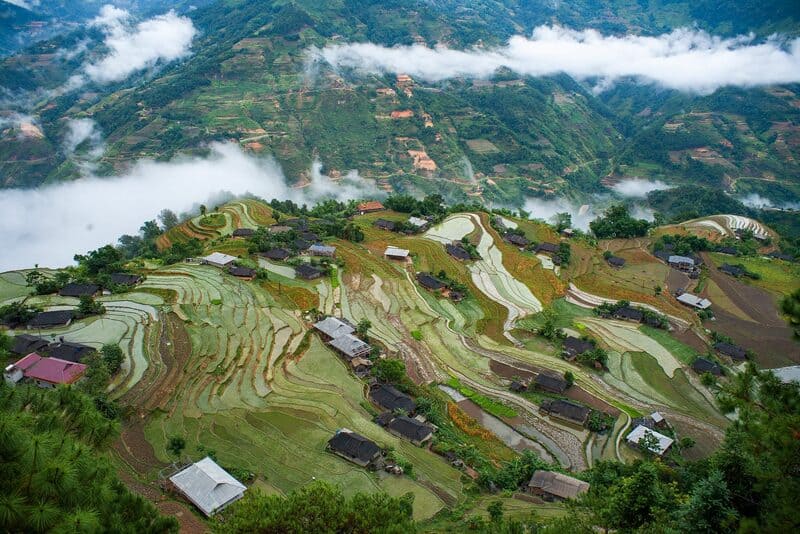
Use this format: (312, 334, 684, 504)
(314, 25, 800, 93)
(69, 5, 197, 86)
(610, 178, 671, 198)
(0, 143, 380, 271)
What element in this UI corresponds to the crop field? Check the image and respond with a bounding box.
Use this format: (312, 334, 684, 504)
(98, 263, 465, 520)
(707, 252, 800, 296)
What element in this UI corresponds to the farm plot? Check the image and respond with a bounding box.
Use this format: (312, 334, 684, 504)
(425, 214, 542, 334)
(0, 270, 32, 303)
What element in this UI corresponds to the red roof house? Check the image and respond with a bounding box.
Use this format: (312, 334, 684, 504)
(357, 201, 385, 214)
(4, 353, 87, 388)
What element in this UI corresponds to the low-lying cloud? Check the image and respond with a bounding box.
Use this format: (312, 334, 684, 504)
(72, 5, 197, 86)
(523, 197, 596, 231)
(739, 193, 800, 210)
(314, 25, 800, 93)
(0, 143, 380, 271)
(610, 178, 671, 198)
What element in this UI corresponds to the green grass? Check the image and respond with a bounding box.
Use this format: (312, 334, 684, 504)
(708, 252, 800, 295)
(411, 330, 423, 341)
(446, 377, 518, 418)
(639, 325, 700, 364)
(199, 213, 226, 228)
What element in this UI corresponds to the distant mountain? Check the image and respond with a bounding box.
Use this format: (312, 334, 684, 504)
(0, 0, 798, 208)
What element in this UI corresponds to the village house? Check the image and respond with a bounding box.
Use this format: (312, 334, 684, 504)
(406, 216, 429, 230)
(300, 231, 320, 242)
(768, 251, 794, 262)
(229, 266, 257, 280)
(527, 470, 590, 501)
(169, 457, 246, 516)
(560, 228, 575, 238)
(374, 219, 397, 232)
(449, 291, 465, 302)
(261, 248, 291, 261)
(650, 411, 668, 430)
(349, 357, 373, 377)
(268, 224, 292, 234)
(47, 340, 95, 363)
(390, 110, 414, 119)
(717, 246, 738, 256)
(510, 380, 528, 393)
(28, 310, 74, 329)
(376, 87, 396, 96)
(535, 242, 560, 255)
(505, 233, 530, 248)
(445, 243, 471, 261)
(10, 334, 50, 356)
(676, 292, 712, 310)
(309, 244, 336, 258)
(59, 283, 100, 298)
(562, 336, 594, 361)
(4, 353, 87, 388)
(329, 334, 371, 360)
(232, 228, 255, 238)
(313, 316, 355, 341)
(370, 383, 416, 414)
(327, 429, 382, 467)
(384, 246, 410, 260)
(612, 306, 644, 323)
(357, 200, 385, 214)
(692, 357, 723, 376)
(534, 373, 568, 394)
(416, 272, 444, 292)
(295, 264, 323, 280)
(110, 273, 142, 286)
(292, 238, 312, 252)
(202, 252, 237, 269)
(714, 341, 747, 361)
(771, 366, 800, 385)
(626, 425, 674, 456)
(540, 399, 590, 426)
(283, 218, 309, 230)
(386, 416, 433, 446)
(606, 256, 626, 268)
(719, 264, 745, 277)
(668, 255, 695, 272)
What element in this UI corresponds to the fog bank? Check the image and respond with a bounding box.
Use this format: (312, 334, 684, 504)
(0, 143, 378, 271)
(314, 25, 800, 93)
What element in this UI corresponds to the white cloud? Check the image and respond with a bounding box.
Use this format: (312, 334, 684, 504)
(739, 193, 800, 210)
(63, 118, 103, 155)
(4, 0, 37, 10)
(610, 178, 671, 198)
(304, 159, 382, 202)
(313, 25, 800, 93)
(79, 5, 197, 84)
(0, 112, 44, 139)
(0, 143, 379, 271)
(523, 197, 597, 231)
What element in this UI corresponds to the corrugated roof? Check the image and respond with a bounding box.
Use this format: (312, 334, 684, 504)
(203, 252, 237, 266)
(13, 353, 87, 385)
(528, 470, 589, 499)
(313, 317, 355, 339)
(169, 457, 246, 516)
(407, 216, 428, 227)
(329, 334, 370, 359)
(384, 246, 409, 257)
(676, 293, 711, 309)
(626, 425, 674, 455)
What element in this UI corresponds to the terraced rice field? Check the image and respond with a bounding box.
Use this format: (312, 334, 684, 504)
(124, 263, 463, 519)
(425, 214, 542, 335)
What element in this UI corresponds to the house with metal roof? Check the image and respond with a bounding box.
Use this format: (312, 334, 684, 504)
(169, 457, 246, 516)
(313, 317, 355, 340)
(384, 246, 410, 260)
(327, 429, 382, 467)
(202, 252, 237, 268)
(4, 353, 87, 388)
(676, 293, 712, 309)
(406, 216, 429, 229)
(626, 425, 674, 455)
(10, 334, 50, 356)
(309, 244, 336, 257)
(357, 201, 385, 214)
(329, 334, 371, 360)
(528, 470, 590, 501)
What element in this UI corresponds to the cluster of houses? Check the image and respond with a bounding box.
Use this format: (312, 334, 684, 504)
(416, 272, 464, 302)
(3, 333, 100, 388)
(313, 316, 372, 364)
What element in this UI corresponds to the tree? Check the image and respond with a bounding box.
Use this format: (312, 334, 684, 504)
(199, 204, 207, 216)
(222, 482, 416, 533)
(356, 318, 372, 337)
(158, 209, 179, 230)
(101, 344, 124, 375)
(552, 212, 572, 232)
(0, 301, 40, 327)
(780, 289, 800, 339)
(676, 470, 737, 533)
(78, 295, 105, 316)
(700, 372, 717, 387)
(637, 431, 661, 455)
(166, 436, 186, 458)
(373, 358, 406, 383)
(564, 371, 575, 388)
(537, 308, 562, 340)
(487, 500, 504, 523)
(590, 204, 651, 239)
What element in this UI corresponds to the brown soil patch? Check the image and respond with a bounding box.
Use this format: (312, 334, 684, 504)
(671, 328, 708, 353)
(564, 387, 620, 416)
(666, 269, 689, 293)
(114, 420, 162, 475)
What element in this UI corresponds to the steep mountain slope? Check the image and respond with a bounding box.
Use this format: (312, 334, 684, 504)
(1, 0, 799, 208)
